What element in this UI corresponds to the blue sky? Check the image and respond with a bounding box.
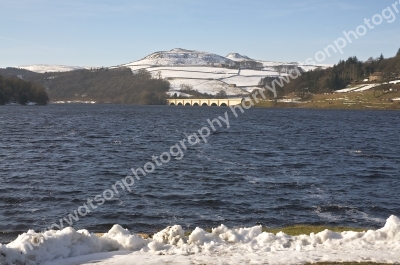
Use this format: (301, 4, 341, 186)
(1, 0, 400, 68)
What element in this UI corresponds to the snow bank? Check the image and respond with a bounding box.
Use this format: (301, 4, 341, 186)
(2, 216, 400, 265)
(0, 225, 146, 265)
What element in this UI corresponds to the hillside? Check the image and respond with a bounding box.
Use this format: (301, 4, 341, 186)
(48, 68, 169, 104)
(279, 51, 400, 95)
(253, 50, 400, 109)
(0, 48, 337, 104)
(114, 48, 329, 96)
(255, 88, 400, 110)
(1, 48, 329, 101)
(0, 67, 170, 104)
(0, 75, 49, 105)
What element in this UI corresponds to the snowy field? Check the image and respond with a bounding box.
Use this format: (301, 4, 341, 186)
(257, 61, 331, 71)
(146, 68, 236, 79)
(1, 215, 399, 265)
(222, 76, 265, 86)
(168, 78, 245, 95)
(146, 66, 238, 75)
(144, 67, 281, 94)
(239, 69, 280, 76)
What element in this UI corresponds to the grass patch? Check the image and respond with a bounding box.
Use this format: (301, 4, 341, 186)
(255, 89, 400, 110)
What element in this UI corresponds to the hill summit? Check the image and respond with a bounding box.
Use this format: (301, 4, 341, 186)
(123, 48, 237, 67)
(226, 53, 254, 61)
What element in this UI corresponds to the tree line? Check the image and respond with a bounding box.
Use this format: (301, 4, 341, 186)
(0, 75, 49, 105)
(259, 49, 400, 95)
(46, 68, 170, 104)
(0, 67, 171, 105)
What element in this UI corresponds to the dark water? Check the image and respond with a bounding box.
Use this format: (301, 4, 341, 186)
(1, 104, 399, 243)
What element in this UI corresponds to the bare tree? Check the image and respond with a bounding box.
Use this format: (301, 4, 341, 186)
(216, 90, 227, 98)
(180, 84, 193, 92)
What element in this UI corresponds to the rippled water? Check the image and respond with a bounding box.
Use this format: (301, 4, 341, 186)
(0, 104, 399, 243)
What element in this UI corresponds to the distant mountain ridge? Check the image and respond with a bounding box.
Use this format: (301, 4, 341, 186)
(17, 64, 91, 74)
(1, 48, 334, 103)
(2, 48, 398, 106)
(13, 48, 328, 73)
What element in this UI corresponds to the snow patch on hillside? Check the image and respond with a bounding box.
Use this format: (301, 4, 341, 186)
(257, 61, 331, 72)
(221, 76, 264, 86)
(334, 84, 380, 93)
(147, 67, 237, 79)
(168, 78, 245, 95)
(17, 64, 91, 73)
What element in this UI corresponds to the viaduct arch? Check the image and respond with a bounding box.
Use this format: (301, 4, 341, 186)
(167, 98, 243, 106)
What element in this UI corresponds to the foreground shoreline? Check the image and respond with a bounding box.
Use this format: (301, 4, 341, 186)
(254, 89, 400, 110)
(0, 224, 372, 244)
(255, 102, 400, 110)
(2, 216, 400, 265)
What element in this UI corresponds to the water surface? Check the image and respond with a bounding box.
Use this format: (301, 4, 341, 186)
(0, 104, 399, 243)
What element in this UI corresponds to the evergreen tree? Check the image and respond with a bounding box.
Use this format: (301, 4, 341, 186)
(397, 48, 400, 57)
(0, 74, 49, 105)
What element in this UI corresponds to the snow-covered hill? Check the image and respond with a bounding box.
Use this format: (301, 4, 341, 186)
(114, 48, 334, 95)
(121, 48, 237, 67)
(13, 48, 333, 96)
(15, 49, 330, 75)
(17, 64, 91, 73)
(226, 52, 329, 72)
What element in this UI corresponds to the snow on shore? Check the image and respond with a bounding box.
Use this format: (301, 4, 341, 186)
(1, 215, 400, 265)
